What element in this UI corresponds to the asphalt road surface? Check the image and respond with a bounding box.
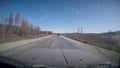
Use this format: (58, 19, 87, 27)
(0, 35, 120, 67)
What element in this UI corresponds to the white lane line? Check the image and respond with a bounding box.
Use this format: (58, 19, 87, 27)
(51, 36, 57, 48)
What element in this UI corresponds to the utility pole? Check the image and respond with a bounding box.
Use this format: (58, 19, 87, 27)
(73, 29, 74, 33)
(77, 27, 79, 33)
(80, 27, 83, 33)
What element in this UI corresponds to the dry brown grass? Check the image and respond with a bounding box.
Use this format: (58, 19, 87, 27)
(0, 34, 49, 43)
(64, 33, 120, 52)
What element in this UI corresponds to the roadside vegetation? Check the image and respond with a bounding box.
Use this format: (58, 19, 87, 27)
(0, 12, 52, 43)
(64, 31, 120, 52)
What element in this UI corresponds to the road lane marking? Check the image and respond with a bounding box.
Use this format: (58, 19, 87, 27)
(51, 36, 57, 48)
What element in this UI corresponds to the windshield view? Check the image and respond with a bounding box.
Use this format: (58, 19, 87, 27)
(0, 0, 120, 68)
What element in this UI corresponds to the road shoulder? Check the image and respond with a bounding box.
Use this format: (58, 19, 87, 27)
(61, 35, 120, 65)
(0, 35, 53, 52)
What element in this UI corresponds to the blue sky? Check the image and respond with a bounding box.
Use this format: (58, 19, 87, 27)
(0, 0, 120, 33)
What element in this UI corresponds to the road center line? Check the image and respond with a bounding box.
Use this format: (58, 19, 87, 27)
(51, 36, 57, 48)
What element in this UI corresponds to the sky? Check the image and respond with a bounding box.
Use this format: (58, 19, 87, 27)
(0, 0, 120, 33)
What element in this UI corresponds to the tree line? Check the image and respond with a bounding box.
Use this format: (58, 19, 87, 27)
(0, 12, 49, 41)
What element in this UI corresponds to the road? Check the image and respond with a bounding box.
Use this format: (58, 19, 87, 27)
(0, 35, 120, 67)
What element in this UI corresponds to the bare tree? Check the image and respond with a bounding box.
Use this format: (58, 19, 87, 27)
(21, 19, 30, 37)
(0, 17, 8, 40)
(0, 17, 4, 25)
(20, 19, 42, 37)
(33, 26, 41, 35)
(15, 12, 20, 26)
(30, 23, 34, 35)
(15, 12, 20, 35)
(8, 12, 13, 35)
(8, 12, 13, 27)
(0, 17, 4, 40)
(36, 26, 41, 35)
(0, 12, 50, 43)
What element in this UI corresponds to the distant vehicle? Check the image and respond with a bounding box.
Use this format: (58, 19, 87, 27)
(57, 33, 60, 36)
